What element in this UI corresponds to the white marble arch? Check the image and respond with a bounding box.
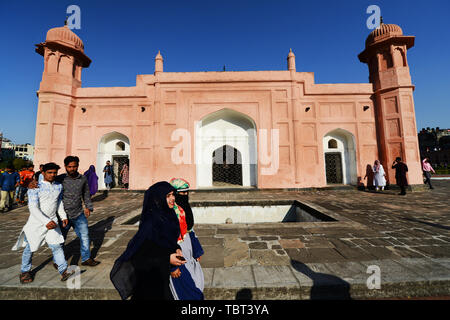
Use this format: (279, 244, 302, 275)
(323, 128, 357, 185)
(195, 108, 257, 188)
(96, 131, 130, 189)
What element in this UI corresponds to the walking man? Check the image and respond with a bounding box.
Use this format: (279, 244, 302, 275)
(58, 156, 101, 266)
(0, 164, 20, 212)
(392, 157, 409, 195)
(422, 158, 435, 189)
(12, 162, 74, 283)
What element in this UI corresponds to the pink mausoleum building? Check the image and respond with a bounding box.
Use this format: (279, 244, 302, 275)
(33, 22, 422, 190)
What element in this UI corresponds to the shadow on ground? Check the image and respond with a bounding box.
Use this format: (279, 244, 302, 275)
(290, 260, 352, 300)
(92, 190, 109, 202)
(63, 216, 115, 265)
(27, 216, 114, 279)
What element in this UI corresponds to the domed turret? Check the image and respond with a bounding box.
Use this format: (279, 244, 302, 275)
(365, 22, 403, 47)
(45, 25, 84, 51)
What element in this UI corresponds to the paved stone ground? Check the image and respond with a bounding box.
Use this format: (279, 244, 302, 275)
(0, 181, 449, 300)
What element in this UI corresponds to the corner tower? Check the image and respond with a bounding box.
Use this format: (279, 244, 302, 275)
(359, 21, 422, 185)
(34, 23, 91, 166)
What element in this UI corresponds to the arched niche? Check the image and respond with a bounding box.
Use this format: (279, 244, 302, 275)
(323, 129, 357, 185)
(96, 132, 130, 189)
(195, 108, 257, 188)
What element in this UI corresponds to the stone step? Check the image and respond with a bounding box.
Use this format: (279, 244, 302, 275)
(1, 258, 449, 300)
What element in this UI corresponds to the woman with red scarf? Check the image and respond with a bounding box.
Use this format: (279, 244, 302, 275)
(168, 178, 204, 300)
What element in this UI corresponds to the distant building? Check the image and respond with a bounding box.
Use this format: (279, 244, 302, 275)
(0, 135, 34, 162)
(418, 127, 450, 167)
(13, 144, 34, 161)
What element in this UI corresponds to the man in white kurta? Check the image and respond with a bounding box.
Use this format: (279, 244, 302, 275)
(12, 162, 73, 283)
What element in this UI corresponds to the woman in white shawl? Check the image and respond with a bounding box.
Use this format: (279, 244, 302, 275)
(373, 160, 387, 191)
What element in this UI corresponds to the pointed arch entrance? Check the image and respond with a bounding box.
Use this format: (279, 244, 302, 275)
(96, 132, 130, 189)
(196, 109, 257, 188)
(323, 129, 357, 185)
(212, 145, 243, 186)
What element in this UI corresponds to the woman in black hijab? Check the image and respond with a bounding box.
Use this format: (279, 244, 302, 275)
(110, 181, 186, 300)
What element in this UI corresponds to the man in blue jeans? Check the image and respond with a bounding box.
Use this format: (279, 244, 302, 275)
(57, 156, 101, 267)
(12, 162, 74, 283)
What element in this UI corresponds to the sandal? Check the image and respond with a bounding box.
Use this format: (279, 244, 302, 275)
(19, 272, 33, 284)
(60, 269, 75, 282)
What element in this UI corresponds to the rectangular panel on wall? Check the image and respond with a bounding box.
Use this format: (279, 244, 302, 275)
(134, 148, 152, 169)
(54, 103, 69, 123)
(388, 142, 403, 161)
(320, 104, 331, 118)
(76, 126, 92, 148)
(361, 145, 378, 167)
(403, 118, 417, 137)
(384, 97, 398, 115)
(164, 103, 177, 122)
(135, 125, 152, 148)
(97, 106, 133, 121)
(301, 123, 317, 143)
(302, 146, 319, 179)
(387, 119, 401, 138)
(273, 90, 287, 101)
(360, 123, 376, 142)
(275, 102, 288, 119)
(277, 122, 290, 143)
(162, 124, 177, 146)
(406, 142, 419, 162)
(401, 95, 414, 113)
(36, 123, 49, 146)
(163, 91, 177, 103)
(134, 148, 152, 186)
(51, 124, 66, 146)
(37, 101, 51, 123)
(340, 103, 356, 118)
(279, 146, 290, 165)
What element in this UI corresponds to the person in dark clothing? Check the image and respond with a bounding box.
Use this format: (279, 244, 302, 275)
(110, 181, 186, 300)
(392, 157, 408, 195)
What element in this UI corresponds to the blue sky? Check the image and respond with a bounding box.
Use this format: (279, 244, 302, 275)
(1, 0, 449, 144)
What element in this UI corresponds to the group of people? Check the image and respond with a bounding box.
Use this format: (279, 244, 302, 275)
(365, 156, 436, 195)
(11, 156, 101, 284)
(102, 160, 129, 190)
(0, 164, 35, 212)
(110, 178, 205, 300)
(9, 153, 204, 299)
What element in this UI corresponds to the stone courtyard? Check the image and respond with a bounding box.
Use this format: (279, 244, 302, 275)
(0, 181, 449, 300)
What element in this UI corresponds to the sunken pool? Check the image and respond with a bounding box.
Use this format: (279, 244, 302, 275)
(123, 200, 337, 225)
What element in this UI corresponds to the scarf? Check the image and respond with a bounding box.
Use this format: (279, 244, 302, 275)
(83, 165, 99, 196)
